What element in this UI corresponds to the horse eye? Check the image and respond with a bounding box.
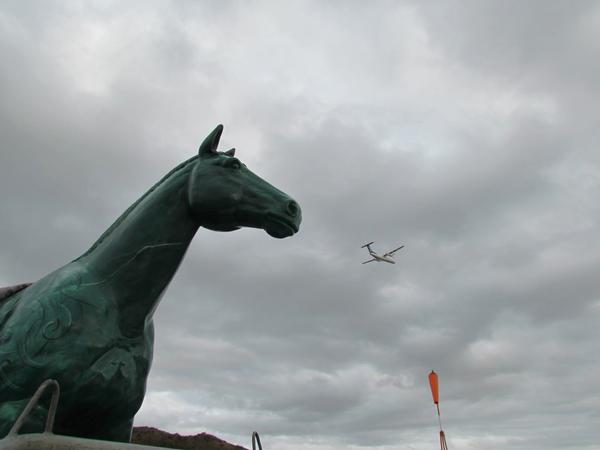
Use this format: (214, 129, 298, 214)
(225, 158, 241, 170)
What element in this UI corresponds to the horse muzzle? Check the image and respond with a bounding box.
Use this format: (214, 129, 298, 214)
(264, 200, 301, 238)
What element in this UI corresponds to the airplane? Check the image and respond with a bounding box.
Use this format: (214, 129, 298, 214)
(361, 241, 404, 264)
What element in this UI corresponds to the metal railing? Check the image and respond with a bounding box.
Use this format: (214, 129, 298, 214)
(1, 379, 266, 450)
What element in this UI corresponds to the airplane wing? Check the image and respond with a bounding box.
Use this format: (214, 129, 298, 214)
(362, 258, 376, 264)
(384, 245, 404, 257)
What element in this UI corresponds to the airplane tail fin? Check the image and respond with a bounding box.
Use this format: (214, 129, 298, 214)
(361, 241, 375, 249)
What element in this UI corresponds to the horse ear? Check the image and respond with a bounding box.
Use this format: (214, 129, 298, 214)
(199, 124, 224, 158)
(224, 148, 235, 157)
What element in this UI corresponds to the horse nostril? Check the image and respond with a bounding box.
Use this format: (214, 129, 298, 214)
(286, 200, 299, 217)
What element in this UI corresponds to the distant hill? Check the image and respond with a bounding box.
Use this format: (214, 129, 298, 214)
(131, 426, 248, 450)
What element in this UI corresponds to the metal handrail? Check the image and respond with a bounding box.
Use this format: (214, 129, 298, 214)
(3, 380, 266, 450)
(252, 431, 262, 450)
(7, 379, 60, 436)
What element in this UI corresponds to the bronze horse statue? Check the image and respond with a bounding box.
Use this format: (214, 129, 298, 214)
(0, 125, 301, 442)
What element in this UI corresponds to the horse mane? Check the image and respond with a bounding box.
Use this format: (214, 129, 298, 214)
(0, 283, 32, 302)
(74, 155, 199, 262)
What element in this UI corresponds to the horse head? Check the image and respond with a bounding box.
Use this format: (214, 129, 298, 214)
(188, 125, 301, 238)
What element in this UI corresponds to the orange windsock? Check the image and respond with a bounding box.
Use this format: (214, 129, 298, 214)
(428, 370, 439, 405)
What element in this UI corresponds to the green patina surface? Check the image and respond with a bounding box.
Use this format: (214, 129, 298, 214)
(0, 125, 301, 442)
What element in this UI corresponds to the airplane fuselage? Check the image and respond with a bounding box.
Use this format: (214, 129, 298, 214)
(370, 252, 396, 264)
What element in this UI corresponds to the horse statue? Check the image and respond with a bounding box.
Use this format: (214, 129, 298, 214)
(0, 125, 301, 442)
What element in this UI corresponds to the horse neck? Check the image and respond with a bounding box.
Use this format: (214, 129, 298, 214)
(76, 159, 199, 333)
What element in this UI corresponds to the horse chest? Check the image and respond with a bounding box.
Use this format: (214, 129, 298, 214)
(0, 277, 152, 400)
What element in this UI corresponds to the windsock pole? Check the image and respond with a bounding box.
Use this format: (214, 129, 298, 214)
(428, 370, 449, 450)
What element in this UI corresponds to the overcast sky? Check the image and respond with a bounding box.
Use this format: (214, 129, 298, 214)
(1, 1, 599, 449)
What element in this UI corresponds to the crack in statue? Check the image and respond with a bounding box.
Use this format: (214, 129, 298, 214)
(0, 125, 301, 442)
